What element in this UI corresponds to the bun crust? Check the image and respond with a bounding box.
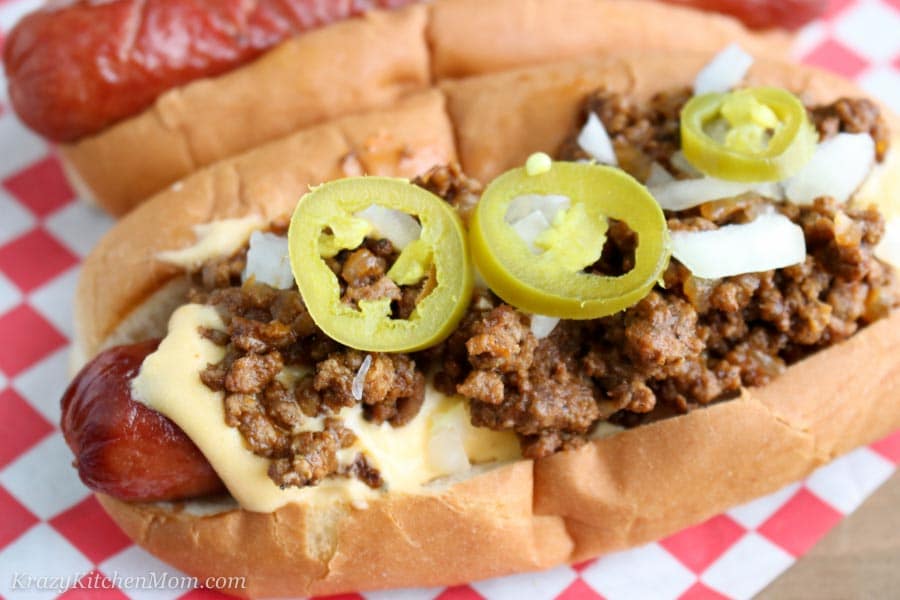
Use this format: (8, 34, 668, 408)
(59, 0, 788, 216)
(99, 461, 573, 597)
(77, 53, 900, 597)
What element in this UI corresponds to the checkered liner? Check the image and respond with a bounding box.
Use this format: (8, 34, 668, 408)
(1, 1, 899, 598)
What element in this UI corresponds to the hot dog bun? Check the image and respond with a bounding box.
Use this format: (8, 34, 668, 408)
(57, 0, 788, 216)
(75, 52, 900, 597)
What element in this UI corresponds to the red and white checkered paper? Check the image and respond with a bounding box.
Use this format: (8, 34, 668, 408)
(1, 1, 899, 598)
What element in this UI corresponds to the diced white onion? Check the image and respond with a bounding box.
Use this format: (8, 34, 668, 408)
(672, 212, 806, 279)
(669, 150, 704, 178)
(590, 421, 625, 440)
(646, 162, 675, 187)
(783, 133, 876, 206)
(506, 195, 572, 254)
(351, 354, 373, 401)
(510, 211, 551, 254)
(242, 231, 294, 289)
(693, 43, 754, 95)
(649, 177, 783, 211)
(427, 421, 470, 476)
(530, 315, 560, 339)
(473, 292, 493, 310)
(355, 204, 422, 250)
(704, 118, 731, 145)
(854, 148, 900, 217)
(506, 194, 571, 223)
(875, 217, 900, 270)
(577, 112, 617, 165)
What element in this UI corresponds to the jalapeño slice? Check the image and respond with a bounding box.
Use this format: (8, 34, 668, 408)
(681, 87, 817, 182)
(470, 161, 670, 319)
(289, 177, 473, 352)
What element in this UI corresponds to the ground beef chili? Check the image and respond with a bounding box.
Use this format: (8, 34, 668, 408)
(810, 97, 891, 160)
(325, 235, 435, 320)
(188, 223, 430, 489)
(412, 162, 484, 225)
(557, 88, 693, 181)
(185, 89, 896, 481)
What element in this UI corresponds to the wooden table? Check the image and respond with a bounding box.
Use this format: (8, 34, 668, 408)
(761, 472, 900, 598)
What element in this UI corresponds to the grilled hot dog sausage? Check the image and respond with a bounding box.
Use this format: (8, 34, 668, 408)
(3, 0, 417, 142)
(61, 339, 225, 502)
(661, 0, 825, 30)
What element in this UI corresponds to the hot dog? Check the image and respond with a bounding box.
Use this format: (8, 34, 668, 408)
(60, 48, 900, 597)
(4, 0, 791, 216)
(666, 0, 825, 30)
(3, 0, 418, 142)
(61, 340, 226, 501)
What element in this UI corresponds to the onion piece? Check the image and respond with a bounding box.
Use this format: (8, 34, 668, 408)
(672, 212, 806, 278)
(590, 421, 625, 440)
(242, 231, 294, 289)
(355, 204, 422, 250)
(577, 112, 617, 165)
(506, 194, 571, 223)
(507, 195, 572, 254)
(530, 314, 560, 339)
(351, 354, 373, 401)
(670, 150, 703, 178)
(693, 43, 754, 95)
(510, 210, 551, 254)
(875, 217, 900, 270)
(427, 424, 470, 476)
(649, 177, 783, 211)
(783, 133, 876, 205)
(428, 405, 471, 476)
(854, 147, 900, 218)
(646, 162, 675, 187)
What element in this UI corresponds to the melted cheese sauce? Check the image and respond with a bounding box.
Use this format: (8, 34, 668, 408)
(876, 217, 900, 269)
(156, 216, 266, 270)
(855, 143, 900, 219)
(131, 304, 521, 513)
(855, 143, 900, 270)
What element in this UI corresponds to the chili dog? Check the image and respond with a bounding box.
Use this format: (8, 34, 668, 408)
(4, 0, 791, 216)
(60, 48, 900, 597)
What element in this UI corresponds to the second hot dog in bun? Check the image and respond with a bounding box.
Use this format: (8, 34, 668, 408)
(5, 0, 790, 215)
